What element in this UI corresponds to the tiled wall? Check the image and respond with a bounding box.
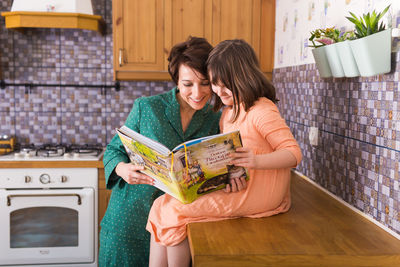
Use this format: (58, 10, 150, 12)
(0, 0, 174, 145)
(273, 58, 400, 235)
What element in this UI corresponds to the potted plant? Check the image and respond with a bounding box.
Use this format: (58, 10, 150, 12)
(309, 28, 333, 78)
(309, 27, 351, 78)
(319, 27, 348, 78)
(334, 31, 360, 77)
(346, 5, 391, 77)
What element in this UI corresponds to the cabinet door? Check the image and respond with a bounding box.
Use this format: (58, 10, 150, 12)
(260, 0, 275, 74)
(164, 0, 213, 69)
(209, 0, 274, 73)
(98, 189, 112, 227)
(113, 0, 169, 80)
(98, 169, 111, 231)
(210, 0, 260, 53)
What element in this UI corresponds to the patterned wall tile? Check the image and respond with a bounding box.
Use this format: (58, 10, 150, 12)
(150, 81, 174, 95)
(105, 34, 113, 70)
(106, 81, 151, 114)
(104, 0, 113, 26)
(323, 80, 350, 136)
(60, 68, 105, 86)
(105, 112, 130, 144)
(0, 111, 15, 136)
(13, 67, 60, 84)
(376, 147, 400, 234)
(92, 0, 107, 20)
(274, 61, 400, 234)
(0, 24, 14, 77)
(13, 29, 61, 69)
(61, 112, 106, 145)
(0, 86, 15, 112)
(61, 86, 105, 113)
(15, 86, 60, 112)
(60, 30, 105, 69)
(15, 111, 61, 145)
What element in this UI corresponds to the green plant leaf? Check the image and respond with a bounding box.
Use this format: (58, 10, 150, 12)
(348, 11, 359, 21)
(364, 13, 371, 28)
(370, 11, 378, 30)
(346, 16, 363, 30)
(346, 5, 390, 38)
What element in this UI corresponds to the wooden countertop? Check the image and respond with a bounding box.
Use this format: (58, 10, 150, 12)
(187, 172, 400, 267)
(0, 160, 104, 168)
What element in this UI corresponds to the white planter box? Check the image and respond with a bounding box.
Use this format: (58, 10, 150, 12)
(312, 46, 332, 78)
(349, 29, 392, 77)
(11, 0, 93, 15)
(336, 40, 360, 78)
(324, 43, 345, 78)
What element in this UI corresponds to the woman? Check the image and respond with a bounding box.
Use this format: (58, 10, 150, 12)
(99, 36, 221, 267)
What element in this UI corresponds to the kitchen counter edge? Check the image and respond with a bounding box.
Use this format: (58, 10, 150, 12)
(0, 160, 104, 168)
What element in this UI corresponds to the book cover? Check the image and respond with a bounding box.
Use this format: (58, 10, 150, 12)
(117, 126, 248, 204)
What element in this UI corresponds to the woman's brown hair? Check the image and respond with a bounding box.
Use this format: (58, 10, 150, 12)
(168, 36, 213, 85)
(207, 39, 278, 121)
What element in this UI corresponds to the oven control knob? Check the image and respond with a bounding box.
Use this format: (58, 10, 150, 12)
(24, 176, 32, 183)
(39, 174, 51, 184)
(61, 175, 68, 183)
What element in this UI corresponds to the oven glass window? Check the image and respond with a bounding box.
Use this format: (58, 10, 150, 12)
(10, 207, 78, 248)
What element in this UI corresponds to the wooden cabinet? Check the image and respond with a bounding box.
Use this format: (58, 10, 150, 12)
(113, 0, 275, 81)
(98, 168, 111, 231)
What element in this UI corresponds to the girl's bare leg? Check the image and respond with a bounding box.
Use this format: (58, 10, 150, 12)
(149, 234, 168, 267)
(167, 237, 191, 267)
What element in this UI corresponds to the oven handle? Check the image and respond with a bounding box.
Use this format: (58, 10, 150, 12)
(6, 193, 82, 206)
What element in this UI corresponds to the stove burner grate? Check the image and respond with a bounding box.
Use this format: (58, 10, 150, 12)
(67, 144, 103, 156)
(36, 144, 66, 157)
(9, 143, 104, 158)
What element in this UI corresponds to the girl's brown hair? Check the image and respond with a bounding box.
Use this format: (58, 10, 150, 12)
(207, 39, 278, 121)
(168, 36, 213, 85)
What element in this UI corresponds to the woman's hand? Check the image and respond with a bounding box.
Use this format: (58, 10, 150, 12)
(115, 162, 154, 185)
(223, 177, 247, 193)
(229, 147, 259, 169)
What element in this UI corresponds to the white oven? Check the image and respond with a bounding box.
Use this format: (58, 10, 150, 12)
(0, 168, 98, 267)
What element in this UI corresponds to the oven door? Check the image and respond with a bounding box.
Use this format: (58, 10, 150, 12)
(0, 188, 94, 265)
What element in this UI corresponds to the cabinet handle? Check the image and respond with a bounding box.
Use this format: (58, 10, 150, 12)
(119, 48, 124, 66)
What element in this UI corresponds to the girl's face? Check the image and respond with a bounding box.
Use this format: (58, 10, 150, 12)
(210, 78, 234, 106)
(177, 64, 211, 110)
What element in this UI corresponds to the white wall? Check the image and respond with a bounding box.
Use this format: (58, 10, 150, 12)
(274, 0, 400, 68)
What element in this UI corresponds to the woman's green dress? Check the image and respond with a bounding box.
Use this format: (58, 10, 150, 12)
(99, 88, 220, 267)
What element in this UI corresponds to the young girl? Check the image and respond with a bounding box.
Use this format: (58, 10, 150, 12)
(146, 39, 302, 267)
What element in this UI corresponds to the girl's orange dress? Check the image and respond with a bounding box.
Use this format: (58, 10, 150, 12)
(146, 98, 302, 246)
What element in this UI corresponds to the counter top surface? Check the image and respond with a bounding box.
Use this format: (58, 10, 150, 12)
(187, 173, 400, 267)
(0, 150, 104, 168)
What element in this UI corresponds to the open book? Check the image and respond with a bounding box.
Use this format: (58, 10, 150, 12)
(117, 125, 249, 204)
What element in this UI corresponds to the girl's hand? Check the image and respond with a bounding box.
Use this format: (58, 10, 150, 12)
(223, 177, 247, 193)
(115, 162, 154, 185)
(230, 147, 259, 169)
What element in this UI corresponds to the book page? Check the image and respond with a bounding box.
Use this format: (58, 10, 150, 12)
(119, 125, 171, 156)
(117, 128, 184, 202)
(172, 130, 240, 152)
(171, 130, 248, 203)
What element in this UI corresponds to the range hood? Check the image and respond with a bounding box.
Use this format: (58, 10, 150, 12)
(11, 0, 94, 14)
(1, 0, 104, 34)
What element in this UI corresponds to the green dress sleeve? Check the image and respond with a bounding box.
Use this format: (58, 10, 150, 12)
(103, 98, 142, 189)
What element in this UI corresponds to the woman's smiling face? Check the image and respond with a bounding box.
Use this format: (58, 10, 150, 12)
(177, 64, 212, 110)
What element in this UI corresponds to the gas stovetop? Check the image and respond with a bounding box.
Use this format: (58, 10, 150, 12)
(0, 143, 104, 161)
